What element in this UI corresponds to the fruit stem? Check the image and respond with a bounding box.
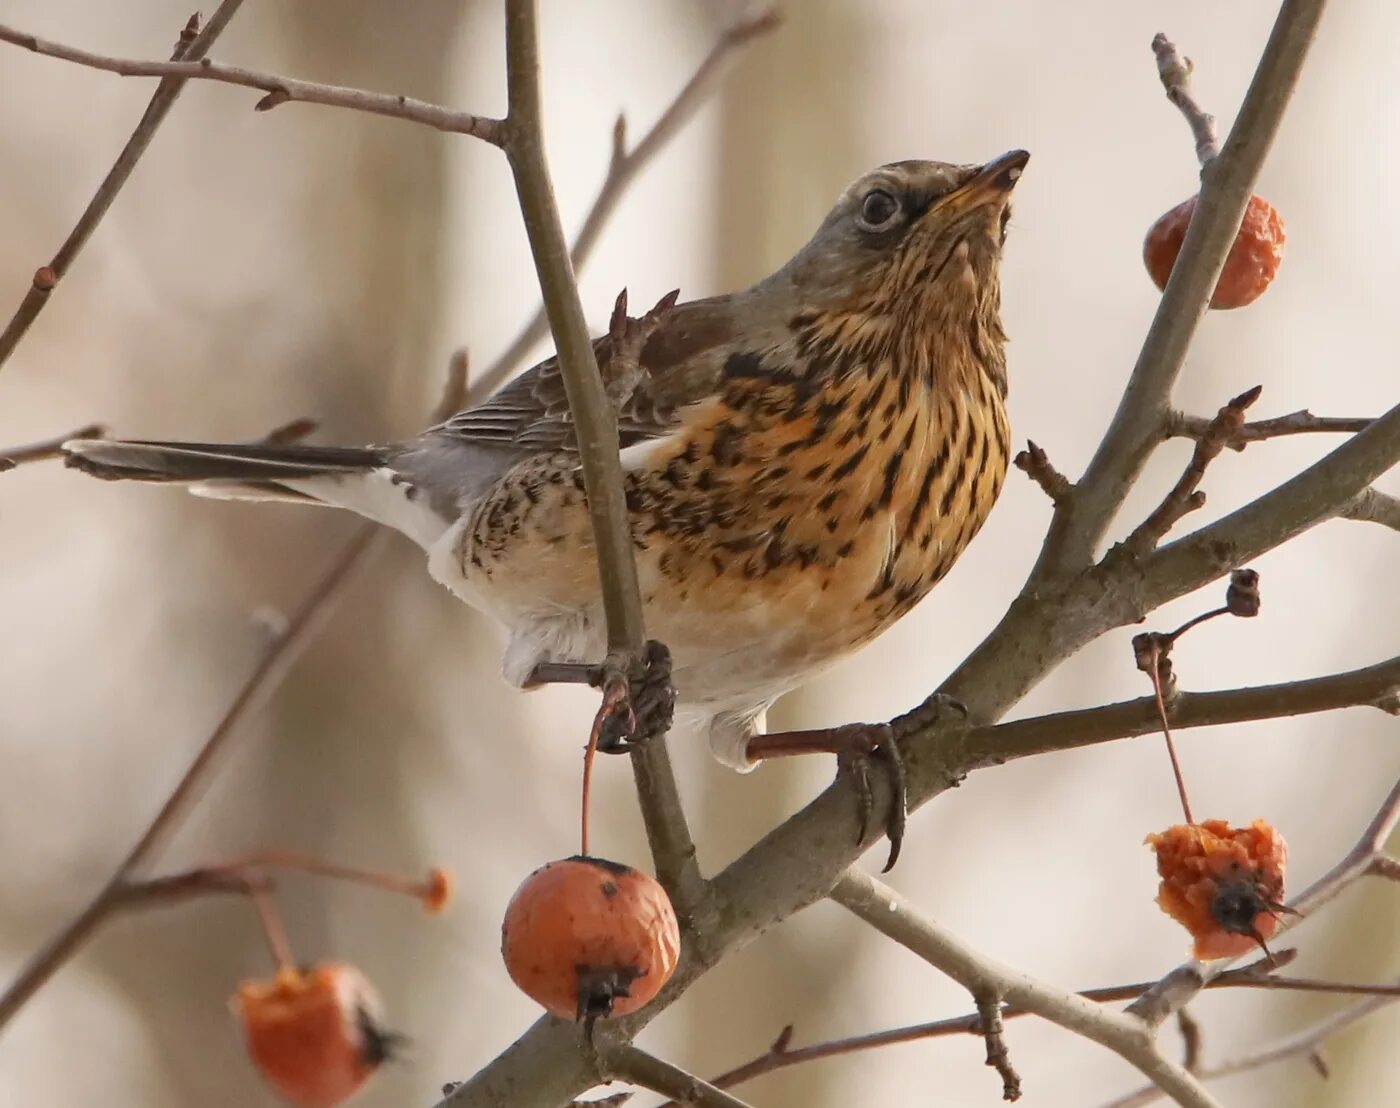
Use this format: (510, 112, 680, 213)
(217, 850, 442, 905)
(580, 680, 630, 856)
(248, 882, 296, 970)
(1166, 605, 1229, 642)
(1147, 639, 1196, 824)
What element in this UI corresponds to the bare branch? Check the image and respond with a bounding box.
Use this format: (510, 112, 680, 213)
(1035, 2, 1328, 576)
(473, 6, 779, 397)
(0, 525, 384, 1030)
(829, 871, 1220, 1108)
(0, 2, 244, 372)
(603, 1045, 755, 1108)
(1122, 385, 1261, 556)
(0, 21, 504, 144)
(1175, 1009, 1203, 1074)
(1013, 440, 1073, 504)
(1144, 399, 1400, 606)
(498, 0, 701, 920)
(1168, 407, 1373, 450)
(1342, 486, 1400, 533)
(1102, 979, 1400, 1108)
(975, 990, 1023, 1101)
(651, 950, 1400, 1104)
(0, 423, 107, 471)
(1152, 34, 1220, 166)
(957, 653, 1400, 767)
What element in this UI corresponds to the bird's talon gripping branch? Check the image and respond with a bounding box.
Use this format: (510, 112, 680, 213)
(596, 640, 675, 753)
(746, 721, 907, 871)
(892, 691, 970, 740)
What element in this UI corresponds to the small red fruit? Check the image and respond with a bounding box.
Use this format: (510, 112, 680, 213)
(1144, 194, 1285, 309)
(233, 962, 401, 1107)
(501, 856, 680, 1022)
(1146, 819, 1288, 960)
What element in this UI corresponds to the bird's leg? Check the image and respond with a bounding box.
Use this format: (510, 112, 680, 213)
(746, 722, 907, 872)
(524, 640, 675, 753)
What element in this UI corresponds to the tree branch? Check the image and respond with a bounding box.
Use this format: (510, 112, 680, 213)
(0, 20, 503, 144)
(0, 423, 107, 471)
(1101, 978, 1400, 1108)
(1034, 1, 1328, 577)
(1342, 486, 1400, 533)
(959, 653, 1400, 767)
(1142, 399, 1400, 606)
(498, 0, 701, 919)
(603, 1045, 755, 1108)
(1152, 34, 1220, 166)
(473, 5, 779, 397)
(649, 949, 1400, 1104)
(1121, 385, 1261, 556)
(0, 1, 244, 373)
(0, 525, 381, 1031)
(1013, 440, 1073, 505)
(1167, 407, 1373, 450)
(829, 871, 1220, 1108)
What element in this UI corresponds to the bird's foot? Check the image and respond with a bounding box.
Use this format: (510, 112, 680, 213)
(891, 691, 969, 740)
(746, 721, 907, 872)
(595, 640, 676, 753)
(528, 641, 675, 754)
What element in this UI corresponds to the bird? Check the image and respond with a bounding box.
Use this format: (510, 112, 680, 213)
(64, 150, 1028, 868)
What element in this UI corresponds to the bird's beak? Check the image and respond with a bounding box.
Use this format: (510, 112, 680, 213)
(939, 149, 1030, 215)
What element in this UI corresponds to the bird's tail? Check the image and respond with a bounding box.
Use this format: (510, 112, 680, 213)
(63, 437, 386, 484)
(62, 436, 454, 549)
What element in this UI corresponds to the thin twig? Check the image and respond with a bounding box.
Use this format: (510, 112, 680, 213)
(829, 871, 1220, 1108)
(975, 990, 1022, 1101)
(604, 1044, 755, 1108)
(1122, 385, 1262, 556)
(1168, 408, 1373, 450)
(959, 654, 1400, 767)
(652, 950, 1400, 1104)
(1144, 398, 1400, 604)
(1013, 440, 1072, 505)
(1102, 978, 1400, 1108)
(0, 524, 381, 1031)
(472, 5, 779, 398)
(0, 342, 474, 1032)
(0, 21, 503, 143)
(1176, 1009, 1203, 1073)
(1035, 2, 1328, 577)
(0, 423, 107, 471)
(0, 2, 245, 372)
(1152, 34, 1220, 166)
(1341, 486, 1400, 533)
(498, 0, 701, 916)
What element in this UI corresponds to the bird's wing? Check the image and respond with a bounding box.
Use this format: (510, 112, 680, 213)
(432, 295, 736, 454)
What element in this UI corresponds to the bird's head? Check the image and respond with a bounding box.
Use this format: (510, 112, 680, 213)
(777, 151, 1028, 361)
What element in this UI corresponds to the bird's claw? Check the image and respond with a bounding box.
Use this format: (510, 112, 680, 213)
(595, 640, 676, 753)
(836, 722, 908, 872)
(891, 691, 969, 740)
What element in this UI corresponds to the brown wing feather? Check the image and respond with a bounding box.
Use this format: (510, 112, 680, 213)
(435, 296, 735, 453)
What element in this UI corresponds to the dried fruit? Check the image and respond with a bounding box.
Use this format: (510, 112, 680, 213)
(1146, 819, 1288, 959)
(422, 866, 453, 914)
(1144, 194, 1285, 309)
(233, 962, 401, 1107)
(501, 856, 680, 1023)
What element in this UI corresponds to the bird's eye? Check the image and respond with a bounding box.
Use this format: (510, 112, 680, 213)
(858, 189, 901, 231)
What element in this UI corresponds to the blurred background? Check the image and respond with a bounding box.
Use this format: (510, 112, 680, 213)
(1, 1, 1396, 1105)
